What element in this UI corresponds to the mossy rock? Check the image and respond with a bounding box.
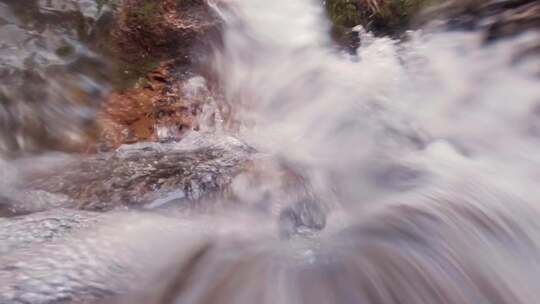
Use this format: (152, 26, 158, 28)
(325, 0, 435, 36)
(89, 0, 218, 88)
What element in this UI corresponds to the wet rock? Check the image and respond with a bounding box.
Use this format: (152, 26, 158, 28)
(325, 0, 431, 38)
(0, 0, 111, 156)
(7, 133, 253, 213)
(416, 0, 540, 62)
(97, 62, 203, 150)
(327, 0, 540, 58)
(0, 196, 17, 217)
(96, 0, 227, 149)
(0, 0, 221, 157)
(109, 0, 220, 70)
(422, 0, 540, 41)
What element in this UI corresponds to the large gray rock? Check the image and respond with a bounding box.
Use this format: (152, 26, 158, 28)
(3, 133, 253, 214)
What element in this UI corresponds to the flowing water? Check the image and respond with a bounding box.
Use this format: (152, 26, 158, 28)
(210, 0, 540, 208)
(2, 0, 540, 303)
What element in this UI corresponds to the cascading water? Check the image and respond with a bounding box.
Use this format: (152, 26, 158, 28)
(150, 1, 540, 302)
(210, 0, 540, 209)
(2, 0, 540, 303)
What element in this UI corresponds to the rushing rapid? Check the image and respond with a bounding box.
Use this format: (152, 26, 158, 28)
(210, 0, 540, 208)
(2, 0, 540, 303)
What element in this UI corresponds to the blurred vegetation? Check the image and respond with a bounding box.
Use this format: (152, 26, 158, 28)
(129, 1, 163, 24)
(95, 0, 122, 12)
(325, 0, 437, 36)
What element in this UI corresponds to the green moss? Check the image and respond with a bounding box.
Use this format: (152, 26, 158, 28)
(55, 45, 75, 57)
(326, 0, 362, 28)
(131, 1, 162, 23)
(113, 57, 161, 90)
(325, 0, 435, 36)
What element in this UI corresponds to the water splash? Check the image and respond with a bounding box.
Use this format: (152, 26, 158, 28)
(211, 0, 540, 209)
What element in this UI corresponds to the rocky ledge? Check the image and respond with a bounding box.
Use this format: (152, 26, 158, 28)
(2, 133, 253, 214)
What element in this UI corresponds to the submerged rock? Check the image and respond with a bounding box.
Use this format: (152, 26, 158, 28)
(0, 209, 213, 304)
(278, 198, 327, 239)
(0, 208, 101, 255)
